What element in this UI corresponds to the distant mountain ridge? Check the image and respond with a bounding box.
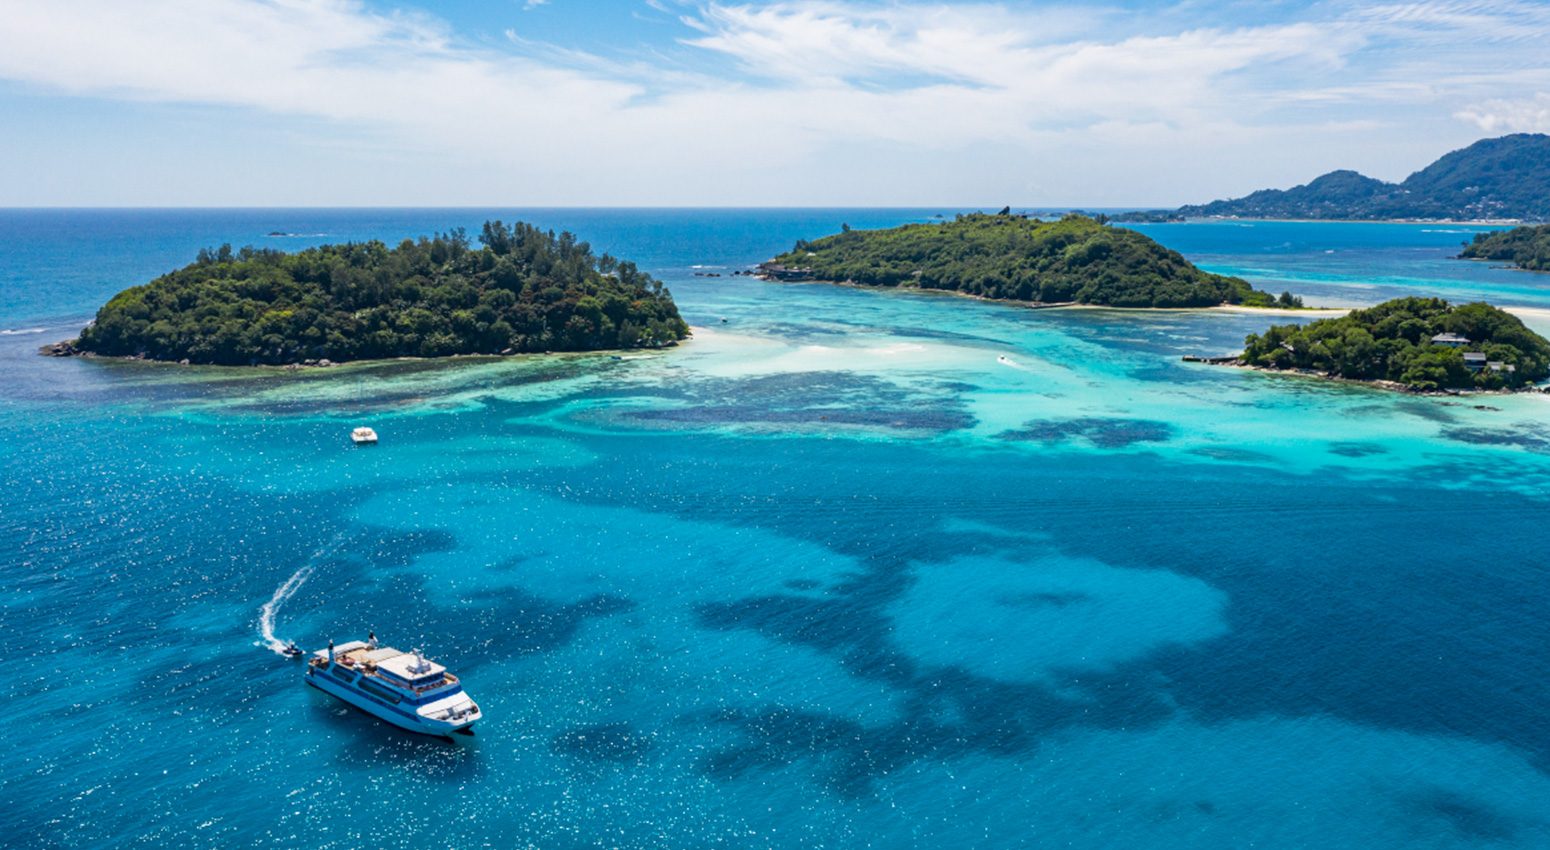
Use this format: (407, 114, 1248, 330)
(1135, 134, 1550, 222)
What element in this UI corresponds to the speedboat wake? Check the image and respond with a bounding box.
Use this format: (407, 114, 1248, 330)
(259, 565, 313, 657)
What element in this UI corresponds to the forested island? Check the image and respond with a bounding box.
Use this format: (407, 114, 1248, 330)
(1460, 224, 1550, 271)
(1236, 297, 1550, 391)
(56, 221, 689, 366)
(761, 213, 1299, 308)
(1116, 134, 1550, 223)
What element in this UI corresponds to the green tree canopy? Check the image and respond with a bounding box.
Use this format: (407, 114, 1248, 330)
(764, 213, 1291, 308)
(1240, 297, 1550, 390)
(1460, 224, 1550, 272)
(74, 221, 689, 365)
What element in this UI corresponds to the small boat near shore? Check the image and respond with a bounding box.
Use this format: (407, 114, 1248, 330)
(305, 637, 481, 736)
(350, 426, 378, 445)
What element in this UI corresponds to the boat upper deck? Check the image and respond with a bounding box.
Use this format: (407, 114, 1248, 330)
(311, 641, 458, 694)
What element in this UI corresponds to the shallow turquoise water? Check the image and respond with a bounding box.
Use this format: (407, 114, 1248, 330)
(1129, 219, 1550, 311)
(4, 211, 1550, 848)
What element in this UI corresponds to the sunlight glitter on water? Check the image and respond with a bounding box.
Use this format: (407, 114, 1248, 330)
(7, 211, 1550, 849)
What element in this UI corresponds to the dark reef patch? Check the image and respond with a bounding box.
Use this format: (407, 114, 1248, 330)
(1402, 788, 1527, 842)
(426, 588, 635, 668)
(585, 371, 975, 434)
(871, 324, 1011, 346)
(490, 551, 548, 572)
(1394, 399, 1459, 424)
(1441, 426, 1550, 453)
(1129, 363, 1223, 384)
(757, 322, 852, 339)
(695, 595, 896, 662)
(690, 575, 1177, 796)
(513, 421, 1550, 793)
(700, 665, 1176, 798)
(999, 417, 1173, 448)
(1327, 441, 1388, 457)
(1188, 446, 1277, 464)
(627, 405, 972, 432)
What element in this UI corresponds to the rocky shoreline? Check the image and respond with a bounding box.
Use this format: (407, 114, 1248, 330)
(750, 264, 1320, 313)
(1182, 354, 1549, 396)
(38, 340, 80, 358)
(39, 337, 680, 369)
(40, 339, 346, 368)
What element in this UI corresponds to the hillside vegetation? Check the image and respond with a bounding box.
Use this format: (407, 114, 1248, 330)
(1460, 224, 1550, 271)
(73, 221, 689, 365)
(1122, 134, 1550, 222)
(765, 213, 1296, 308)
(1240, 297, 1550, 390)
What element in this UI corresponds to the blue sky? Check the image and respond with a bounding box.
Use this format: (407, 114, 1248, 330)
(0, 0, 1547, 206)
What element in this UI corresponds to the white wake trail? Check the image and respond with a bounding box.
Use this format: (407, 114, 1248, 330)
(258, 533, 347, 654)
(259, 565, 314, 655)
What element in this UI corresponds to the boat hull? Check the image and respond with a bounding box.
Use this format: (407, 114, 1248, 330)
(306, 670, 476, 737)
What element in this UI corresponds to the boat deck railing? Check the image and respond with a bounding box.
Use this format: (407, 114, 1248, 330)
(313, 656, 460, 696)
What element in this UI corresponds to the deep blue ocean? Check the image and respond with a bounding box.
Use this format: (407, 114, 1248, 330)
(4, 210, 1550, 848)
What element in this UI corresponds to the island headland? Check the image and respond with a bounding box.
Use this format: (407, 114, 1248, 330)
(757, 212, 1301, 309)
(1460, 224, 1550, 272)
(45, 221, 690, 366)
(1206, 297, 1550, 392)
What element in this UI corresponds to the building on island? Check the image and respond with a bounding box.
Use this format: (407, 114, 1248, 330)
(1431, 333, 1470, 348)
(1461, 352, 1516, 374)
(758, 263, 815, 281)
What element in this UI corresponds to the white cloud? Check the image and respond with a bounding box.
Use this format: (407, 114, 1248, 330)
(1456, 92, 1550, 133)
(1350, 0, 1550, 40)
(0, 1, 636, 134)
(0, 0, 1544, 204)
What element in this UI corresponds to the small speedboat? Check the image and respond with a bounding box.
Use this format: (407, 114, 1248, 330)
(282, 641, 304, 659)
(350, 427, 378, 445)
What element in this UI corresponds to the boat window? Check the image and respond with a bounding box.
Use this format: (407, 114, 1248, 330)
(359, 680, 403, 704)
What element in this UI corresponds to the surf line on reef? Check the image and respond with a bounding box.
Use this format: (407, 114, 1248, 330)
(257, 534, 343, 655)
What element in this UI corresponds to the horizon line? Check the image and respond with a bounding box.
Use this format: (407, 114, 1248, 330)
(0, 204, 1165, 212)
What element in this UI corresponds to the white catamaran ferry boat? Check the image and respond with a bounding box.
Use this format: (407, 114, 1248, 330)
(306, 637, 481, 736)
